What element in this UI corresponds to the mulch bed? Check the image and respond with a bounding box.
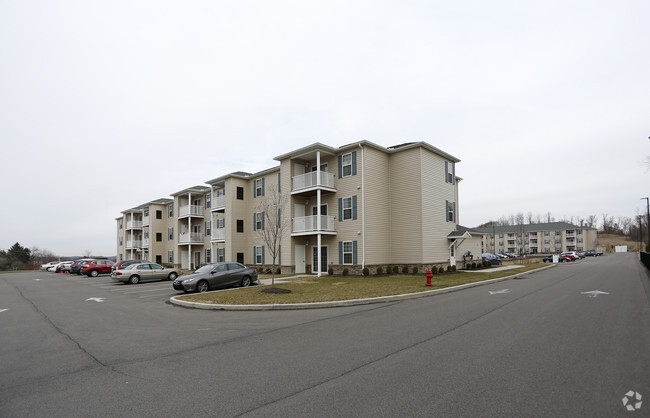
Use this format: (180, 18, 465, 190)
(260, 287, 292, 294)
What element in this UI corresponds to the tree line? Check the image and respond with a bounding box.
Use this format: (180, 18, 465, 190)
(0, 243, 56, 271)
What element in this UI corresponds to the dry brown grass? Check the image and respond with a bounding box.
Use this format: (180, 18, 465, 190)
(598, 233, 643, 252)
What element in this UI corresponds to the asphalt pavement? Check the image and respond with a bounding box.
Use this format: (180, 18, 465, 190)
(1, 253, 648, 417)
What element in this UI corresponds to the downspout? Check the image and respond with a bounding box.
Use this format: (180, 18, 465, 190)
(359, 144, 365, 270)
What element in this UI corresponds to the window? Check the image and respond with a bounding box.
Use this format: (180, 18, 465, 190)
(119, 237, 123, 246)
(119, 219, 123, 229)
(254, 246, 264, 264)
(237, 219, 244, 233)
(446, 201, 456, 223)
(577, 229, 583, 235)
(339, 197, 357, 221)
(168, 227, 174, 240)
(205, 194, 211, 209)
(156, 233, 162, 242)
(237, 252, 244, 264)
(216, 248, 225, 263)
(237, 187, 244, 200)
(254, 178, 264, 197)
(205, 249, 211, 264)
(168, 251, 174, 263)
(254, 212, 264, 231)
(216, 218, 225, 228)
(342, 241, 353, 264)
(119, 254, 123, 261)
(341, 153, 352, 177)
(168, 204, 173, 218)
(445, 161, 455, 184)
(205, 221, 211, 236)
(155, 255, 162, 264)
(156, 210, 162, 219)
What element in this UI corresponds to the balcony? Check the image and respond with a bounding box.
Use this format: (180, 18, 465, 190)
(142, 238, 150, 247)
(142, 216, 150, 226)
(179, 232, 204, 244)
(292, 171, 336, 195)
(211, 228, 225, 242)
(126, 240, 142, 249)
(126, 220, 143, 229)
(566, 232, 576, 239)
(179, 205, 203, 218)
(292, 215, 336, 235)
(211, 195, 226, 212)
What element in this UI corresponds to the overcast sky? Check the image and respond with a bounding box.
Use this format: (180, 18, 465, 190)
(1, 0, 648, 257)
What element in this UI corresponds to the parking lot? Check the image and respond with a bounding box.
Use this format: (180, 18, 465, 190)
(41, 270, 183, 302)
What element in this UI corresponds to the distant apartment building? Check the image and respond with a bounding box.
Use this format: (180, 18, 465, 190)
(473, 222, 599, 255)
(116, 141, 484, 273)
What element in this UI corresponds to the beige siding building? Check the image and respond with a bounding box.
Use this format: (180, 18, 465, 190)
(117, 140, 481, 273)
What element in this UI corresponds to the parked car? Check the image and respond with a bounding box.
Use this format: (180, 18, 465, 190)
(47, 261, 65, 272)
(40, 261, 60, 270)
(111, 262, 180, 284)
(56, 261, 74, 273)
(560, 252, 576, 261)
(173, 262, 258, 293)
(70, 259, 93, 275)
(112, 259, 147, 272)
(504, 252, 519, 258)
(481, 253, 502, 265)
(543, 255, 571, 263)
(81, 259, 115, 277)
(585, 250, 601, 257)
(497, 253, 509, 259)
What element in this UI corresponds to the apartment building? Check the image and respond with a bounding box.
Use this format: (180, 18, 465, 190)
(473, 222, 599, 255)
(116, 198, 174, 264)
(117, 141, 483, 273)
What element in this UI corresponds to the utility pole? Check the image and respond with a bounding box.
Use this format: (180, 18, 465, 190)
(643, 197, 650, 251)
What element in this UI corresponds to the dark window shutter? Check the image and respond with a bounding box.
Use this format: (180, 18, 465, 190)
(338, 241, 343, 264)
(445, 161, 449, 183)
(338, 155, 342, 178)
(262, 178, 265, 196)
(253, 213, 257, 231)
(262, 246, 265, 264)
(453, 202, 456, 223)
(338, 198, 343, 222)
(352, 151, 357, 175)
(261, 211, 265, 230)
(352, 195, 357, 220)
(353, 241, 358, 264)
(452, 163, 455, 185)
(446, 200, 449, 222)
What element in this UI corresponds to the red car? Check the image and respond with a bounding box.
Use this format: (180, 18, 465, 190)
(81, 260, 115, 277)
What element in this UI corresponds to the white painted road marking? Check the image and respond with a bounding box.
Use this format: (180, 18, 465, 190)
(85, 297, 106, 303)
(489, 289, 510, 295)
(0, 309, 8, 313)
(581, 290, 609, 298)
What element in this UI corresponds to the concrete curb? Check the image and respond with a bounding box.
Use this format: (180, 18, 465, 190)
(169, 264, 556, 311)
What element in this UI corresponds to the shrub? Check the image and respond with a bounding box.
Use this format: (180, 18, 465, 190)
(487, 261, 492, 267)
(446, 265, 452, 272)
(402, 266, 409, 274)
(276, 267, 281, 275)
(393, 266, 399, 274)
(438, 266, 444, 274)
(342, 268, 349, 276)
(386, 266, 393, 275)
(363, 267, 370, 276)
(376, 267, 383, 275)
(451, 265, 456, 272)
(413, 266, 419, 274)
(328, 268, 334, 275)
(471, 262, 476, 269)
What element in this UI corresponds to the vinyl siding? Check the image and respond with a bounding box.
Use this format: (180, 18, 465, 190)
(361, 147, 391, 265)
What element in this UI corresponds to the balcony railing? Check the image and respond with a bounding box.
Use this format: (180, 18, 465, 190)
(292, 171, 335, 193)
(126, 240, 142, 249)
(142, 238, 150, 247)
(211, 228, 225, 241)
(142, 216, 150, 226)
(126, 220, 143, 229)
(179, 232, 204, 244)
(179, 205, 204, 218)
(292, 215, 335, 234)
(211, 195, 226, 211)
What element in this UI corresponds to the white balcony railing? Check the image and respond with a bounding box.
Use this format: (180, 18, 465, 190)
(211, 228, 225, 241)
(179, 232, 204, 244)
(211, 195, 226, 211)
(292, 171, 335, 193)
(179, 205, 204, 218)
(142, 216, 150, 226)
(142, 238, 150, 247)
(126, 240, 142, 249)
(293, 215, 335, 234)
(126, 220, 143, 229)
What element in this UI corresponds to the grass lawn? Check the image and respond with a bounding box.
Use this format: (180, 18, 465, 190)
(179, 263, 547, 305)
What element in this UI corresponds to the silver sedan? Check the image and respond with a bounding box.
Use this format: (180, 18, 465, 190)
(111, 262, 181, 284)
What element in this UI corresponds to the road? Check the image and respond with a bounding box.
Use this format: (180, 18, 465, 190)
(1, 253, 649, 416)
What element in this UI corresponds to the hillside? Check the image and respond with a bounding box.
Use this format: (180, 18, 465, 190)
(597, 233, 645, 253)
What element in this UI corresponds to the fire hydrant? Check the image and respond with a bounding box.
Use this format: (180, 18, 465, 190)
(426, 269, 433, 286)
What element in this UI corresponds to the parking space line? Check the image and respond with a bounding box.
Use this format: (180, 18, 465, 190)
(123, 287, 175, 294)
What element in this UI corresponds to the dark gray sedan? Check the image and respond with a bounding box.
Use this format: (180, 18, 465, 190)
(173, 262, 258, 293)
(111, 262, 181, 284)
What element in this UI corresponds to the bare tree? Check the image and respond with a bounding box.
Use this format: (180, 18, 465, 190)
(82, 249, 93, 257)
(255, 184, 289, 288)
